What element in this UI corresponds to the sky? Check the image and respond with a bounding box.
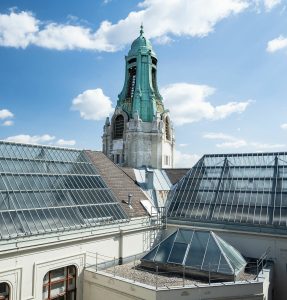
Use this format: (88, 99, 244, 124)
(0, 0, 287, 167)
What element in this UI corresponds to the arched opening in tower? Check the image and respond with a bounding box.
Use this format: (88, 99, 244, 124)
(114, 115, 124, 139)
(127, 67, 136, 99)
(165, 118, 171, 141)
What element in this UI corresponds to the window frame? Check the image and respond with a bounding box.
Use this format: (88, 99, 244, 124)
(0, 282, 10, 300)
(42, 265, 77, 300)
(113, 115, 125, 139)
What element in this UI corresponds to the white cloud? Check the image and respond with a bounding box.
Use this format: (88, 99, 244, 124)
(264, 0, 281, 11)
(203, 132, 285, 150)
(0, 108, 14, 126)
(267, 35, 287, 53)
(153, 35, 173, 45)
(203, 132, 247, 148)
(1, 2, 281, 52)
(2, 120, 14, 126)
(179, 143, 188, 147)
(213, 101, 251, 120)
(0, 109, 13, 119)
(33, 24, 103, 51)
(56, 139, 76, 146)
(4, 134, 77, 147)
(252, 0, 282, 12)
(174, 149, 200, 168)
(0, 11, 38, 48)
(281, 123, 287, 130)
(0, 1, 249, 51)
(5, 134, 55, 144)
(161, 83, 251, 125)
(71, 89, 114, 121)
(250, 142, 285, 149)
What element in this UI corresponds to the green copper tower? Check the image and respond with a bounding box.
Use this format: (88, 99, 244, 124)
(103, 26, 175, 169)
(117, 25, 164, 122)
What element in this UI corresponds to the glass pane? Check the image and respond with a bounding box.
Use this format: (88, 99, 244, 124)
(142, 245, 159, 261)
(50, 281, 66, 298)
(201, 234, 222, 273)
(168, 242, 188, 264)
(154, 232, 177, 263)
(215, 235, 246, 273)
(0, 141, 128, 239)
(175, 229, 193, 244)
(185, 231, 209, 268)
(50, 267, 65, 281)
(167, 153, 287, 230)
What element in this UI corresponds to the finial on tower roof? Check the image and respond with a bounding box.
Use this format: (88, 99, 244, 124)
(140, 23, 144, 36)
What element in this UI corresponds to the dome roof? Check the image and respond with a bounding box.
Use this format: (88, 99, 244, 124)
(128, 25, 155, 56)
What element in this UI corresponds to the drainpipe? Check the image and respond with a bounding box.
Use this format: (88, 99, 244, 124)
(118, 229, 123, 265)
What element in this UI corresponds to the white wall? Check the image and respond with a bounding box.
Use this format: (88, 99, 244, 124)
(0, 217, 152, 300)
(84, 269, 266, 300)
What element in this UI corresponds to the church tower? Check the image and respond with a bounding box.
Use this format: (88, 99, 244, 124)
(102, 26, 175, 169)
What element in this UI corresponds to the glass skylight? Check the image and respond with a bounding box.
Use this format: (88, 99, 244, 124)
(167, 153, 287, 229)
(0, 141, 128, 239)
(141, 228, 246, 278)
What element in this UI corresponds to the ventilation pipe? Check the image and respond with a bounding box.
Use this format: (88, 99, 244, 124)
(128, 193, 133, 207)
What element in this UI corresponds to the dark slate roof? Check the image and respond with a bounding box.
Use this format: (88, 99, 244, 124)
(85, 151, 148, 218)
(163, 168, 189, 185)
(121, 167, 137, 182)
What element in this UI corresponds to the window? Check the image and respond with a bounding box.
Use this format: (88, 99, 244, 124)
(0, 283, 9, 300)
(152, 57, 157, 65)
(114, 115, 124, 139)
(165, 155, 170, 166)
(43, 265, 76, 300)
(152, 68, 157, 93)
(165, 118, 171, 141)
(127, 67, 136, 99)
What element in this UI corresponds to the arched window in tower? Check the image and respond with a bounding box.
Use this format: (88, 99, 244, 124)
(114, 115, 124, 139)
(152, 68, 157, 92)
(152, 57, 157, 66)
(165, 118, 171, 141)
(127, 67, 136, 99)
(0, 282, 10, 300)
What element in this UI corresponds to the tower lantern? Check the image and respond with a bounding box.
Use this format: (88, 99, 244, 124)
(102, 26, 175, 169)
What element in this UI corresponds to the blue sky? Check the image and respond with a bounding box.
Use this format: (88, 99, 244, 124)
(0, 0, 287, 166)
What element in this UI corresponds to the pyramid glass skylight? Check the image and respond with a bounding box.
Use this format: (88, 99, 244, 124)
(141, 228, 246, 279)
(167, 152, 287, 230)
(0, 141, 128, 239)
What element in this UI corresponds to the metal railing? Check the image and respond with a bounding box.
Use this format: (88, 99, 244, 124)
(85, 252, 268, 290)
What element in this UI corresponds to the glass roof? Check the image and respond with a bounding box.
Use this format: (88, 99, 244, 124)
(141, 228, 246, 276)
(167, 152, 287, 229)
(0, 141, 128, 239)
